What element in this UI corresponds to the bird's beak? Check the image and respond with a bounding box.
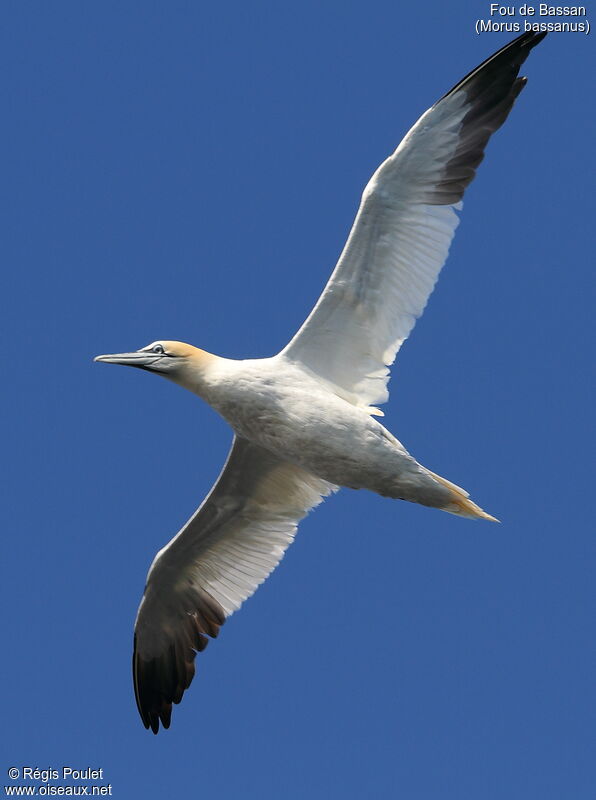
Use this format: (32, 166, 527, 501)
(94, 352, 163, 370)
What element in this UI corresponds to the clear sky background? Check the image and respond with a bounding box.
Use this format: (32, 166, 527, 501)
(2, 2, 594, 798)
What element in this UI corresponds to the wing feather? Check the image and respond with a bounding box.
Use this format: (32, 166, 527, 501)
(133, 437, 335, 733)
(281, 31, 546, 409)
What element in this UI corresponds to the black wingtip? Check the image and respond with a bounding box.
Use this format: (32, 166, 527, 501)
(422, 30, 547, 205)
(132, 594, 226, 733)
(438, 30, 547, 105)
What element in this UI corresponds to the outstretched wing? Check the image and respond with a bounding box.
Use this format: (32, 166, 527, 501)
(133, 437, 336, 733)
(281, 31, 546, 411)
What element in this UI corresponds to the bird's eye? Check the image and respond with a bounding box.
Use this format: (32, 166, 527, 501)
(152, 344, 165, 354)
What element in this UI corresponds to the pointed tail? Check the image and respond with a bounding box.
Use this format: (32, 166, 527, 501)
(426, 470, 499, 522)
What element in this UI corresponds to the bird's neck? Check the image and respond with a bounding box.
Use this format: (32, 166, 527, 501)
(175, 349, 226, 401)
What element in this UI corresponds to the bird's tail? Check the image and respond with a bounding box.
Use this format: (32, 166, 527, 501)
(426, 469, 499, 522)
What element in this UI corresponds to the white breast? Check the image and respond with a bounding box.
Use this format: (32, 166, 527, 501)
(202, 355, 414, 492)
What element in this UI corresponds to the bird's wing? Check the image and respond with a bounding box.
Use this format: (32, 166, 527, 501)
(133, 436, 336, 733)
(280, 31, 546, 411)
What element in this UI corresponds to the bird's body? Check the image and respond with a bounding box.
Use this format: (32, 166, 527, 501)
(95, 31, 547, 733)
(184, 351, 475, 510)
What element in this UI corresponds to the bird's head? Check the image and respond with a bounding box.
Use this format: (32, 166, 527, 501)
(94, 340, 216, 391)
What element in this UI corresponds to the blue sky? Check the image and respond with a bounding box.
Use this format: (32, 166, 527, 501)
(2, 2, 594, 798)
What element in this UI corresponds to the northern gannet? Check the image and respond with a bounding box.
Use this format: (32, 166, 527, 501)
(95, 31, 546, 733)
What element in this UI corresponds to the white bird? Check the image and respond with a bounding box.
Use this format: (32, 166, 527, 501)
(95, 31, 546, 733)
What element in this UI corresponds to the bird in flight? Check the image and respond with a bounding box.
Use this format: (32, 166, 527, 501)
(95, 31, 546, 733)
